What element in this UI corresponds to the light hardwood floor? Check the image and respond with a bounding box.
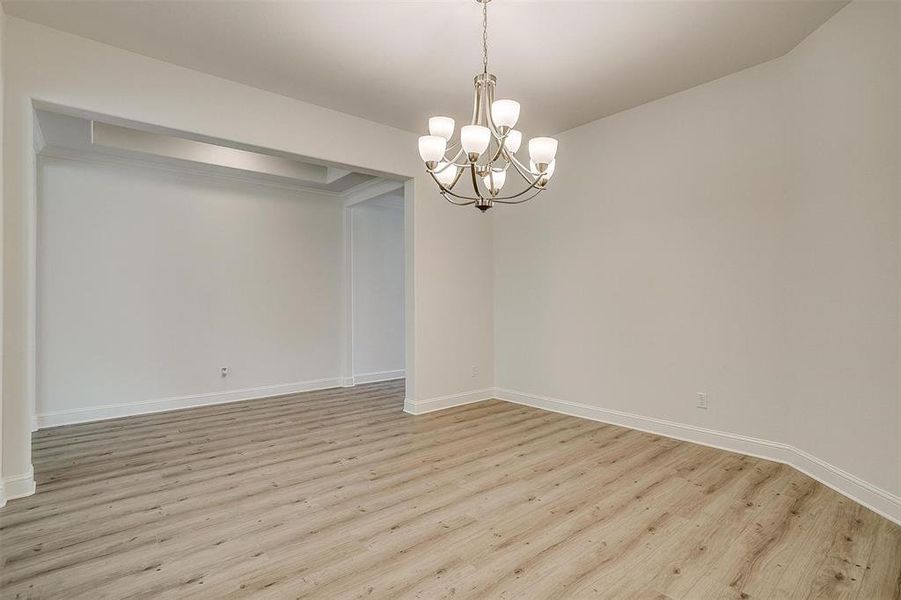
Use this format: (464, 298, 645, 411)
(1, 380, 898, 599)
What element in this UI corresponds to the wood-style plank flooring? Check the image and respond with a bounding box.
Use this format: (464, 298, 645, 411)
(1, 380, 899, 599)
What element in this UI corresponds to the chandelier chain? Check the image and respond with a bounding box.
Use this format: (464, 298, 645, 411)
(481, 0, 489, 73)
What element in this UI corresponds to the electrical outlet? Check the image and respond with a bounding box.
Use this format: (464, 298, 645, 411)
(471, 365, 479, 378)
(696, 392, 708, 409)
(221, 367, 229, 378)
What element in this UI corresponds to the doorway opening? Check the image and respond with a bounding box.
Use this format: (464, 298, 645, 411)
(32, 106, 411, 430)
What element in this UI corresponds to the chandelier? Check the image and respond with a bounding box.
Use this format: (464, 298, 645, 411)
(417, 0, 558, 212)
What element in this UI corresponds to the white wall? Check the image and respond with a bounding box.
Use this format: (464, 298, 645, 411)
(495, 0, 899, 514)
(2, 17, 495, 499)
(0, 5, 6, 506)
(781, 0, 900, 498)
(352, 199, 404, 381)
(36, 155, 344, 425)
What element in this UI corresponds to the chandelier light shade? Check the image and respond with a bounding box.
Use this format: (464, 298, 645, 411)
(504, 130, 522, 153)
(528, 137, 558, 167)
(461, 125, 491, 157)
(418, 135, 447, 164)
(429, 116, 456, 140)
(418, 0, 558, 212)
(531, 158, 556, 183)
(435, 162, 459, 186)
(483, 168, 506, 193)
(491, 99, 520, 129)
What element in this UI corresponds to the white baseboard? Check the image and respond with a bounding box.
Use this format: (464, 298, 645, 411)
(494, 387, 901, 526)
(35, 377, 344, 429)
(353, 369, 405, 385)
(403, 388, 494, 415)
(1, 465, 36, 506)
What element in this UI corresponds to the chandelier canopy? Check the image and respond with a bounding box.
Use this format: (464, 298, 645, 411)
(417, 0, 558, 212)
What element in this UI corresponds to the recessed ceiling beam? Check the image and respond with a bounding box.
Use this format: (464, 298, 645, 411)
(343, 178, 404, 208)
(91, 121, 329, 183)
(326, 167, 352, 184)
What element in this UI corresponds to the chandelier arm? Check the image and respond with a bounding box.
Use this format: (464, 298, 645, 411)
(428, 170, 468, 195)
(430, 150, 464, 173)
(506, 159, 536, 185)
(492, 183, 545, 204)
(430, 163, 474, 173)
(442, 172, 543, 203)
(446, 164, 467, 190)
(487, 134, 508, 164)
(482, 137, 496, 167)
(492, 188, 544, 205)
(436, 180, 543, 204)
(441, 188, 482, 201)
(491, 181, 545, 201)
(441, 191, 476, 206)
(503, 148, 540, 183)
(485, 85, 499, 135)
(429, 170, 482, 201)
(504, 151, 541, 183)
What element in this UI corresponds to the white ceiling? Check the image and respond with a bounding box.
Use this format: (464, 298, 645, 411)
(5, 0, 847, 135)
